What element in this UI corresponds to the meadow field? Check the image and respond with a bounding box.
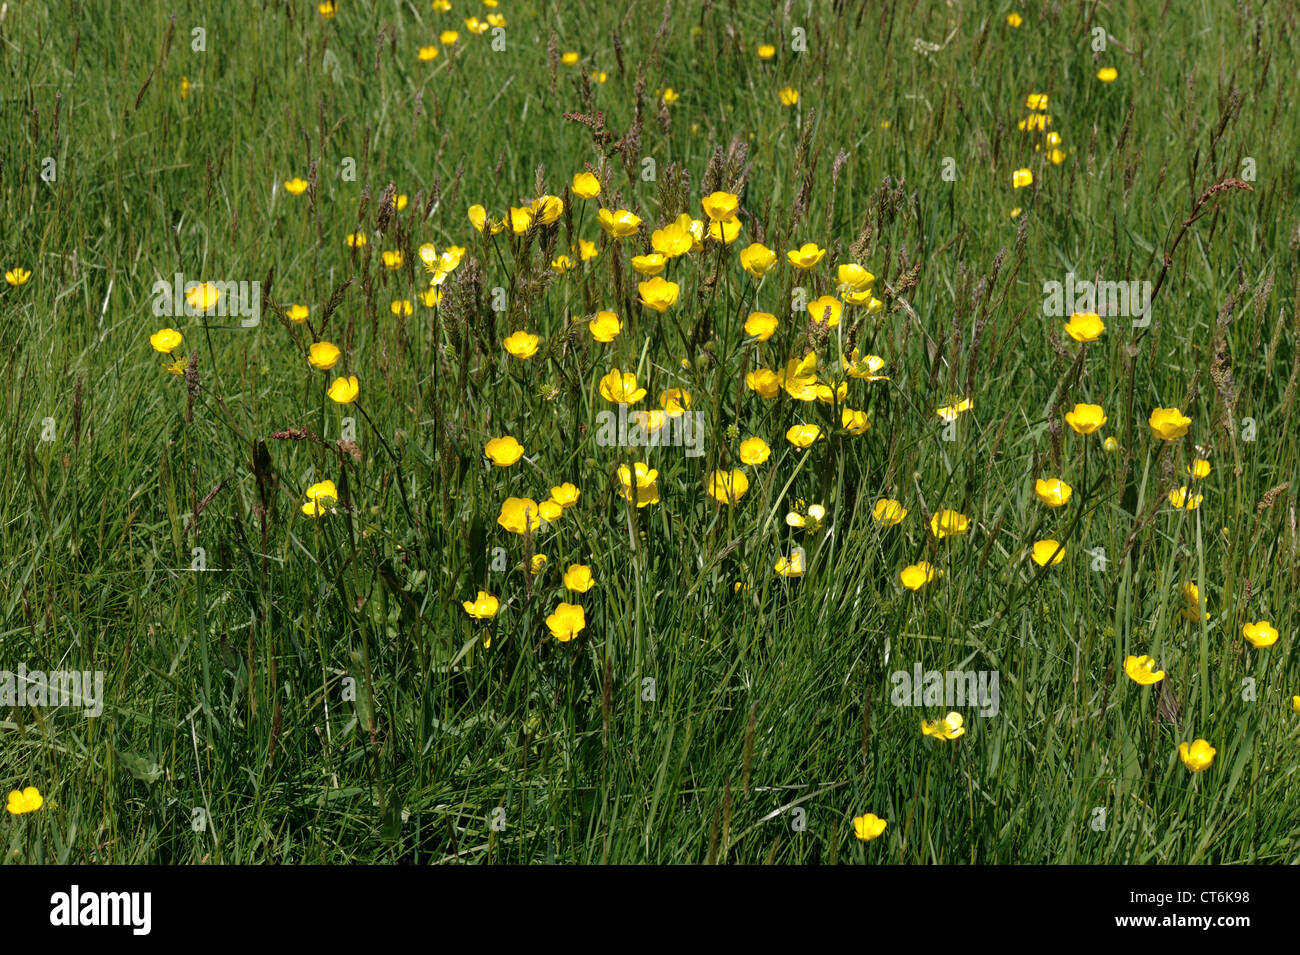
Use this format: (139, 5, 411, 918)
(2, 0, 1299, 865)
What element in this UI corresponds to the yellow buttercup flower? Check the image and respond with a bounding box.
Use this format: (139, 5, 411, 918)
(599, 369, 647, 405)
(739, 242, 777, 277)
(508, 206, 535, 235)
(381, 249, 403, 270)
(462, 590, 499, 620)
(1025, 93, 1049, 111)
(440, 29, 459, 44)
(302, 479, 338, 518)
(1031, 539, 1065, 566)
(597, 208, 642, 238)
(284, 177, 308, 195)
(778, 86, 799, 106)
(707, 469, 749, 504)
(418, 45, 439, 61)
(787, 242, 825, 269)
(630, 252, 666, 277)
(5, 787, 43, 815)
(1034, 478, 1073, 508)
(922, 712, 965, 740)
(872, 498, 907, 526)
(832, 266, 871, 296)
(775, 552, 804, 578)
(786, 502, 826, 531)
(498, 497, 542, 534)
(843, 350, 889, 381)
(1179, 581, 1210, 622)
(1178, 739, 1216, 772)
(1097, 67, 1118, 83)
(561, 51, 579, 65)
(546, 602, 586, 642)
(538, 500, 563, 523)
(1167, 486, 1204, 510)
(745, 311, 778, 341)
(287, 304, 309, 323)
(327, 375, 359, 405)
(346, 231, 367, 247)
(782, 353, 819, 401)
(185, 282, 220, 311)
(852, 813, 887, 842)
(469, 204, 503, 234)
(1103, 436, 1119, 452)
(785, 424, 822, 449)
(390, 299, 414, 316)
(617, 462, 660, 507)
(1064, 403, 1106, 434)
(1188, 457, 1211, 479)
(532, 194, 564, 225)
(900, 561, 938, 590)
(660, 389, 691, 417)
(936, 397, 973, 419)
(1012, 168, 1033, 189)
(572, 172, 601, 199)
(308, 341, 341, 370)
(636, 408, 668, 433)
(839, 408, 868, 435)
(564, 564, 595, 593)
(930, 509, 969, 538)
(550, 483, 581, 508)
(746, 368, 782, 399)
(317, 1, 336, 17)
(701, 191, 740, 222)
(1006, 12, 1022, 27)
(739, 437, 771, 465)
(1242, 620, 1279, 648)
(484, 436, 525, 467)
(5, 266, 32, 286)
(682, 214, 705, 248)
(807, 294, 842, 327)
(707, 216, 742, 244)
(637, 276, 680, 313)
(1148, 407, 1192, 440)
(503, 330, 540, 359)
(843, 287, 882, 310)
(651, 222, 693, 258)
(150, 328, 183, 354)
(1124, 655, 1165, 685)
(589, 310, 622, 343)
(1064, 312, 1104, 342)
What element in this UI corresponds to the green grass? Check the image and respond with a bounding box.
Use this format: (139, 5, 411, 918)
(2, 0, 1299, 863)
